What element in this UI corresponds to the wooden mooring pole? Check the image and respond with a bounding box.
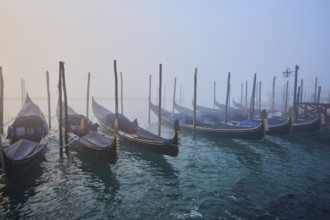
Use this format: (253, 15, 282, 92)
(272, 76, 276, 118)
(158, 64, 162, 137)
(293, 65, 299, 122)
(58, 63, 63, 157)
(0, 67, 4, 134)
(60, 61, 69, 156)
(245, 81, 248, 108)
(163, 84, 166, 109)
(86, 72, 90, 119)
(148, 75, 151, 124)
(300, 79, 304, 102)
(255, 82, 258, 111)
(214, 81, 216, 109)
(297, 86, 301, 103)
(229, 84, 231, 109)
(46, 71, 51, 129)
(285, 81, 289, 116)
(259, 81, 261, 113)
(317, 86, 321, 105)
(193, 68, 197, 136)
(314, 77, 318, 103)
(225, 72, 230, 125)
(240, 82, 243, 108)
(114, 60, 119, 137)
(172, 77, 177, 114)
(120, 72, 123, 115)
(249, 73, 257, 120)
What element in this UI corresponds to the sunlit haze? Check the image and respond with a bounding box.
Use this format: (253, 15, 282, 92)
(1, 0, 329, 108)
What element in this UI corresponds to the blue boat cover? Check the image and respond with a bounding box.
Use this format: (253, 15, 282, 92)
(3, 139, 44, 162)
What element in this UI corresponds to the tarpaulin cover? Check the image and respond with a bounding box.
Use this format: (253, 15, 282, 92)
(3, 139, 44, 161)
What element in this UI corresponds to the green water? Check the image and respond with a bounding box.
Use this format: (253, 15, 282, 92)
(1, 99, 330, 219)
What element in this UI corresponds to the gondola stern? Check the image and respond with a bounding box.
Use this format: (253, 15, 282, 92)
(288, 116, 293, 134)
(260, 109, 268, 140)
(109, 134, 119, 165)
(172, 119, 180, 146)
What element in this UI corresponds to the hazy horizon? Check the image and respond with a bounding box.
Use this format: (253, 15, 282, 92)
(1, 0, 329, 108)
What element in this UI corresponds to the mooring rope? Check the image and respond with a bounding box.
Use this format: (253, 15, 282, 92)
(60, 136, 79, 149)
(0, 138, 9, 183)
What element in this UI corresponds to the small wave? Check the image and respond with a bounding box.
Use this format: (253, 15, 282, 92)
(173, 207, 203, 219)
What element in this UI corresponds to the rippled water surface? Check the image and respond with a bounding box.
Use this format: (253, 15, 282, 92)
(1, 99, 330, 219)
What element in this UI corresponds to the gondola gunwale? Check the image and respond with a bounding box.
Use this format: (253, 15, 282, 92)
(92, 97, 179, 157)
(195, 100, 292, 136)
(150, 102, 266, 141)
(1, 94, 48, 183)
(292, 115, 321, 134)
(266, 116, 292, 135)
(56, 101, 118, 164)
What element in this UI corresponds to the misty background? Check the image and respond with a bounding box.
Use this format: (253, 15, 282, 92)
(1, 0, 329, 110)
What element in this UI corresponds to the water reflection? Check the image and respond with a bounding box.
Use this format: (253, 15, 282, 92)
(112, 143, 182, 219)
(0, 163, 44, 219)
(2, 98, 330, 219)
(121, 141, 177, 171)
(264, 136, 293, 170)
(227, 139, 263, 175)
(74, 151, 120, 205)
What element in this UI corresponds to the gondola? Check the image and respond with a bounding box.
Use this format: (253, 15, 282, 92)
(197, 101, 292, 135)
(292, 115, 321, 134)
(267, 117, 292, 135)
(196, 102, 292, 136)
(0, 94, 48, 183)
(92, 97, 180, 157)
(176, 100, 246, 125)
(196, 103, 222, 115)
(236, 116, 292, 136)
(175, 100, 255, 127)
(213, 99, 249, 122)
(232, 99, 281, 119)
(56, 102, 118, 164)
(195, 102, 248, 123)
(174, 101, 222, 125)
(150, 102, 267, 141)
(215, 99, 248, 114)
(232, 99, 247, 110)
(229, 99, 292, 135)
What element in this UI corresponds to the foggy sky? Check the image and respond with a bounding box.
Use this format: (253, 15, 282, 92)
(1, 0, 329, 108)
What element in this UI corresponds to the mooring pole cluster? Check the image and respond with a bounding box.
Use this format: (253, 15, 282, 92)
(58, 61, 69, 157)
(46, 71, 51, 129)
(0, 67, 4, 135)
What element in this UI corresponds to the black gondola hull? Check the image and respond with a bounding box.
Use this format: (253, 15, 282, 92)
(92, 98, 179, 157)
(1, 95, 48, 183)
(97, 119, 179, 157)
(69, 132, 118, 164)
(150, 102, 266, 141)
(267, 117, 292, 136)
(2, 142, 47, 182)
(292, 116, 321, 134)
(57, 102, 118, 164)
